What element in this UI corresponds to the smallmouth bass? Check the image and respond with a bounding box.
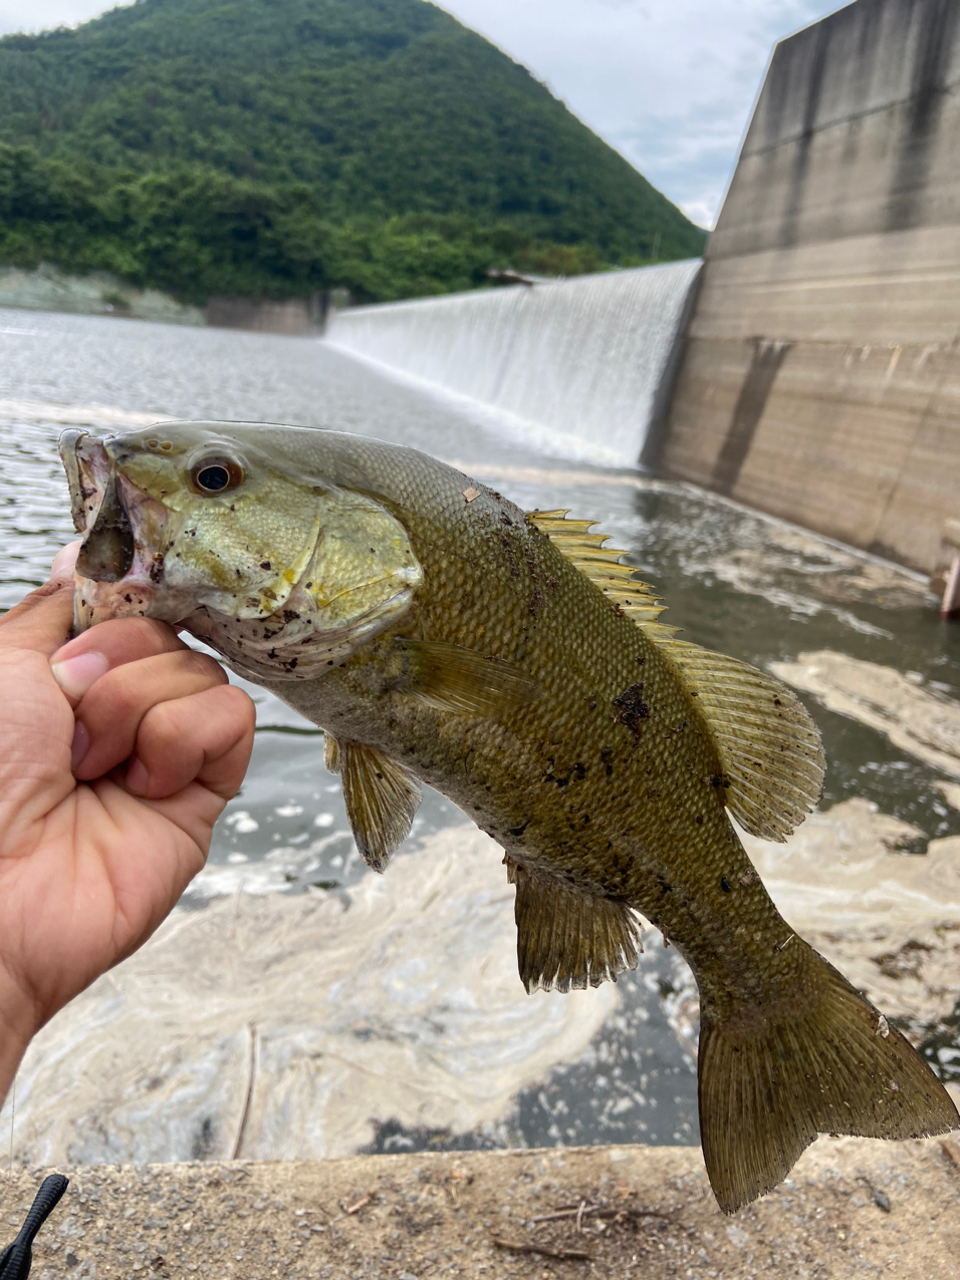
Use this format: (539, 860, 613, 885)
(60, 421, 959, 1212)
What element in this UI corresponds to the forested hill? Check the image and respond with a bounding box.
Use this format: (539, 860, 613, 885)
(0, 0, 706, 304)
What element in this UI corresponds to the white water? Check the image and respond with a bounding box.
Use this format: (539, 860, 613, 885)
(327, 260, 702, 468)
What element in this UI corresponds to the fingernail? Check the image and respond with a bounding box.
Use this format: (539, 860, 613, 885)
(70, 721, 90, 772)
(50, 541, 81, 581)
(50, 650, 108, 701)
(126, 757, 149, 796)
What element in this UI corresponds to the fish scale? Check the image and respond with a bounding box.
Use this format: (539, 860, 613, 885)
(60, 420, 958, 1214)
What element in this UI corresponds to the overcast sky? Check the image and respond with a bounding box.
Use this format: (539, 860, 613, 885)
(0, 0, 844, 227)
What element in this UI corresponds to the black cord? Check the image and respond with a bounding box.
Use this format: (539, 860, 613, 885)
(0, 1175, 69, 1279)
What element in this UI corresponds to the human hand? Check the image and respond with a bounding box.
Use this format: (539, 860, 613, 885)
(0, 545, 256, 1099)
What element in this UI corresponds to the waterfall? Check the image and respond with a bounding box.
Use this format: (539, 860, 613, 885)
(326, 260, 702, 467)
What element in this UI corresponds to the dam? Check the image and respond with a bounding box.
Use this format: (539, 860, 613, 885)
(328, 0, 960, 579)
(327, 259, 702, 469)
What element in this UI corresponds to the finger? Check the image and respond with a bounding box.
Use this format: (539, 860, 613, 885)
(72, 648, 229, 781)
(0, 577, 75, 657)
(0, 541, 81, 656)
(50, 617, 193, 706)
(51, 541, 81, 579)
(126, 684, 256, 802)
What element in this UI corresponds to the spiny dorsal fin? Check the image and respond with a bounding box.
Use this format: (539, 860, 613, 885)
(663, 640, 825, 841)
(397, 638, 540, 718)
(505, 856, 642, 993)
(528, 510, 824, 841)
(337, 740, 422, 872)
(528, 509, 674, 632)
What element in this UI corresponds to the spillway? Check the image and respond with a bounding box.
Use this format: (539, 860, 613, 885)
(326, 259, 702, 468)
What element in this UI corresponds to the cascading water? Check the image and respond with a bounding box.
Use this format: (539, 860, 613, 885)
(326, 259, 702, 468)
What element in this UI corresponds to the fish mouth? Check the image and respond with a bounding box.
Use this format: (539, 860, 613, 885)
(60, 429, 179, 634)
(75, 472, 135, 583)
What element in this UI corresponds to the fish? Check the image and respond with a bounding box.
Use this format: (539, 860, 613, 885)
(59, 420, 959, 1212)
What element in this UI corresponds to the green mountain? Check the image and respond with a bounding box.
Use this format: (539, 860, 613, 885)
(0, 0, 706, 303)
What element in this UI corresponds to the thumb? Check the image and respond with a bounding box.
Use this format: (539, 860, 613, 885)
(0, 542, 81, 657)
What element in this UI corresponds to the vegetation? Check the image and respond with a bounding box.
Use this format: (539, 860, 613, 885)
(0, 0, 706, 303)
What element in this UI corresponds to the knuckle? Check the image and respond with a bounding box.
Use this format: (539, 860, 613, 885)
(179, 649, 228, 684)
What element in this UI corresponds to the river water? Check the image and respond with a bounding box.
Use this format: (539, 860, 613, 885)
(1, 306, 958, 1161)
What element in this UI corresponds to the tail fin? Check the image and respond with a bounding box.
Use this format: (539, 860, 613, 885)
(698, 943, 959, 1214)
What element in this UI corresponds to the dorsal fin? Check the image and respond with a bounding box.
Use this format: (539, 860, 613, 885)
(529, 509, 824, 841)
(660, 641, 825, 841)
(528, 509, 674, 632)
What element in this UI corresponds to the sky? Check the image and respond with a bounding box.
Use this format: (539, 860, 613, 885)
(0, 0, 845, 228)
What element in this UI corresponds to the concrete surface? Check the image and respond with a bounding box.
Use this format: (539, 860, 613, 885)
(3, 1138, 959, 1279)
(658, 0, 960, 574)
(204, 294, 329, 334)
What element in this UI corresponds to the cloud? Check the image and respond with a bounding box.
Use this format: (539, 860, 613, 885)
(435, 0, 841, 226)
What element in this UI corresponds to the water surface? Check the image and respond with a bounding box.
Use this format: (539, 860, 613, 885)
(2, 306, 957, 1152)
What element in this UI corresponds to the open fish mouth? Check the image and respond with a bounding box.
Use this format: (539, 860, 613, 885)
(60, 429, 182, 634)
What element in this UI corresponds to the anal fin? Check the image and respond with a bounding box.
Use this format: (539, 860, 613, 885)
(505, 856, 642, 993)
(337, 740, 422, 873)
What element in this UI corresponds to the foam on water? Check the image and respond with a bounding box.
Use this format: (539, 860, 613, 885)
(327, 260, 702, 468)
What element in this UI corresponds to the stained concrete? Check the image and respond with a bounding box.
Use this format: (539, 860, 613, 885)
(3, 1138, 959, 1280)
(658, 0, 960, 574)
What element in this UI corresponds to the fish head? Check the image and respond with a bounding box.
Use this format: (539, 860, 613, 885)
(59, 421, 422, 679)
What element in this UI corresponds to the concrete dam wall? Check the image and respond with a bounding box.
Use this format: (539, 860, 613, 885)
(326, 260, 702, 469)
(327, 0, 959, 575)
(657, 0, 960, 575)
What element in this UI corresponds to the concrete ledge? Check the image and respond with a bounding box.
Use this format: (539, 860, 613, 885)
(7, 1138, 959, 1278)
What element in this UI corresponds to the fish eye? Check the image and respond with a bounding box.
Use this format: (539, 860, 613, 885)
(190, 457, 244, 495)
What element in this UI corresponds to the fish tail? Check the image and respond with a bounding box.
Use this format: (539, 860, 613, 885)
(697, 941, 959, 1213)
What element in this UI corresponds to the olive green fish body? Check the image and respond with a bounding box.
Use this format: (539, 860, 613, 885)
(285, 481, 786, 1008)
(60, 421, 959, 1213)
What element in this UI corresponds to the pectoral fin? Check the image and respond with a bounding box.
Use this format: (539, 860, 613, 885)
(506, 856, 642, 993)
(397, 638, 540, 718)
(339, 741, 422, 872)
